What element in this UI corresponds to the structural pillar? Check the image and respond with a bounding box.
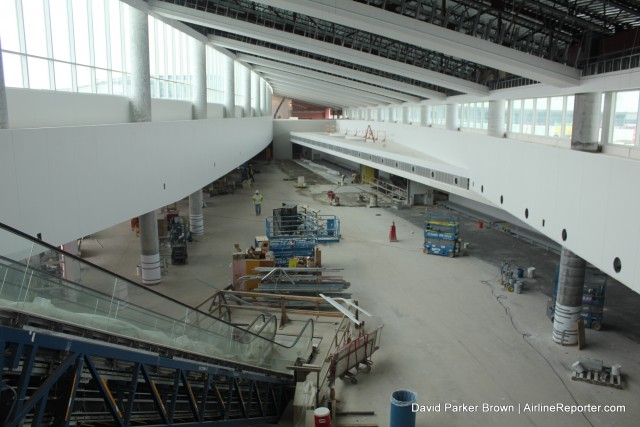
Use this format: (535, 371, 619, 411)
(446, 103, 460, 131)
(571, 92, 602, 152)
(401, 106, 409, 124)
(189, 38, 206, 236)
(0, 38, 9, 129)
(242, 66, 251, 117)
(552, 248, 587, 345)
(487, 100, 506, 138)
(419, 105, 428, 126)
(130, 7, 160, 285)
(223, 55, 235, 118)
(260, 79, 266, 116)
(600, 92, 614, 145)
(252, 73, 260, 117)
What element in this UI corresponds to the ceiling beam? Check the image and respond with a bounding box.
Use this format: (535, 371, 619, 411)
(269, 84, 366, 108)
(263, 74, 386, 106)
(210, 37, 446, 100)
(244, 0, 581, 87)
(149, 0, 489, 95)
(238, 54, 423, 103)
(253, 66, 405, 105)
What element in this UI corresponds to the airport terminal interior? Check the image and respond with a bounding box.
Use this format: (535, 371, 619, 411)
(1, 1, 640, 426)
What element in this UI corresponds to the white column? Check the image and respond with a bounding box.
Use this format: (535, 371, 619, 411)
(401, 106, 409, 124)
(600, 92, 614, 145)
(242, 66, 251, 117)
(188, 39, 206, 235)
(252, 73, 260, 116)
(223, 55, 235, 118)
(419, 106, 428, 126)
(572, 92, 602, 152)
(487, 100, 506, 138)
(446, 103, 460, 131)
(260, 79, 266, 116)
(129, 7, 160, 285)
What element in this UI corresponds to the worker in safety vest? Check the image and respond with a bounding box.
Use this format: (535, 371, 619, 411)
(252, 190, 263, 215)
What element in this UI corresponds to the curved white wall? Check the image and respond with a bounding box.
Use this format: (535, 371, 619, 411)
(323, 120, 640, 292)
(0, 116, 273, 246)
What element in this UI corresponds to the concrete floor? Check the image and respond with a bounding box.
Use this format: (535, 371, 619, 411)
(82, 160, 639, 427)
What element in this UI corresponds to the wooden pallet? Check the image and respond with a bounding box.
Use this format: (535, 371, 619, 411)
(572, 366, 623, 389)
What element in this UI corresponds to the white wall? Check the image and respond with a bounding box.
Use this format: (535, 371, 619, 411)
(207, 103, 224, 119)
(151, 99, 192, 121)
(273, 119, 335, 159)
(307, 119, 640, 292)
(0, 116, 273, 247)
(7, 88, 131, 128)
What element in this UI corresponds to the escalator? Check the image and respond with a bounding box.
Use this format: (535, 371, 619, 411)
(0, 223, 314, 426)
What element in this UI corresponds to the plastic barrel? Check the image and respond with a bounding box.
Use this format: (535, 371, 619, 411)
(515, 280, 523, 294)
(516, 267, 524, 278)
(390, 390, 417, 427)
(314, 407, 331, 426)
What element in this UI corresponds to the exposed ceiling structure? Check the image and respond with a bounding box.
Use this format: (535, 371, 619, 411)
(150, 0, 640, 109)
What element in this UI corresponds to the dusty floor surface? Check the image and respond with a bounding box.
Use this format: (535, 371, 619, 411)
(82, 160, 640, 427)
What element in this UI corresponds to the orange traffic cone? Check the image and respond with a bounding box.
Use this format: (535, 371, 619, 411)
(389, 222, 398, 242)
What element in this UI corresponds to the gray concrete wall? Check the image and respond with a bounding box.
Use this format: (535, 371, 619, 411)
(272, 119, 335, 159)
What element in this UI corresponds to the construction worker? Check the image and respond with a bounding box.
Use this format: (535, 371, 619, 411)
(252, 190, 263, 215)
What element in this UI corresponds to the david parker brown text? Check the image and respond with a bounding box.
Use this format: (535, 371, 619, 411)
(412, 402, 624, 414)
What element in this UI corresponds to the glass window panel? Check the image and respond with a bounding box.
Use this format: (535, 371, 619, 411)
(54, 61, 73, 90)
(76, 65, 92, 92)
(157, 22, 165, 76)
(2, 53, 24, 87)
(27, 57, 50, 89)
(0, 0, 22, 52)
(49, 0, 71, 61)
(511, 100, 522, 133)
(564, 96, 574, 138)
(95, 68, 108, 93)
(112, 71, 124, 95)
(522, 99, 534, 134)
(23, 0, 48, 57)
(534, 98, 548, 136)
(612, 90, 639, 145)
(92, 0, 108, 69)
(72, 0, 91, 65)
(549, 97, 563, 137)
(166, 27, 174, 77)
(108, 0, 123, 71)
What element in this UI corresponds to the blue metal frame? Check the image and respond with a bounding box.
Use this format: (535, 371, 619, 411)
(0, 326, 293, 427)
(266, 214, 341, 243)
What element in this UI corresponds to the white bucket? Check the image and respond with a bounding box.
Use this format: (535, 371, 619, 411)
(298, 176, 305, 186)
(527, 267, 536, 278)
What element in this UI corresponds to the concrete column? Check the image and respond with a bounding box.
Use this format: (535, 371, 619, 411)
(419, 106, 428, 126)
(267, 85, 272, 115)
(130, 10, 151, 123)
(571, 92, 602, 152)
(0, 37, 9, 129)
(487, 100, 506, 138)
(190, 39, 207, 121)
(223, 55, 235, 118)
(446, 103, 460, 131)
(129, 7, 160, 285)
(260, 79, 266, 116)
(401, 106, 409, 124)
(242, 66, 251, 117)
(188, 190, 204, 235)
(188, 39, 206, 236)
(552, 247, 587, 345)
(600, 92, 614, 145)
(252, 73, 260, 116)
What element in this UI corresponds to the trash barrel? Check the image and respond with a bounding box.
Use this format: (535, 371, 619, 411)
(477, 220, 484, 229)
(515, 280, 523, 294)
(516, 267, 524, 278)
(314, 407, 331, 426)
(390, 390, 417, 427)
